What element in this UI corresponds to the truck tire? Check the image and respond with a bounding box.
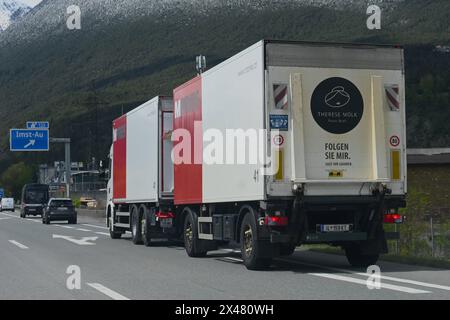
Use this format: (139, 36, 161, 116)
(110, 229, 122, 239)
(131, 205, 143, 245)
(142, 206, 154, 247)
(109, 211, 122, 239)
(183, 209, 207, 258)
(345, 245, 379, 268)
(240, 212, 272, 270)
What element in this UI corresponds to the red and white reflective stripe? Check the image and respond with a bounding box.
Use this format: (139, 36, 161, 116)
(385, 84, 400, 111)
(273, 84, 288, 110)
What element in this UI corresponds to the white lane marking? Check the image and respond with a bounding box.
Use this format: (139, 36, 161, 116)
(52, 234, 98, 246)
(310, 273, 430, 294)
(95, 232, 110, 236)
(8, 240, 29, 249)
(355, 272, 450, 292)
(60, 226, 74, 229)
(223, 257, 243, 262)
(0, 217, 11, 220)
(278, 257, 450, 292)
(82, 224, 108, 230)
(87, 283, 130, 300)
(0, 212, 18, 218)
(220, 248, 241, 253)
(76, 228, 92, 232)
(26, 219, 40, 223)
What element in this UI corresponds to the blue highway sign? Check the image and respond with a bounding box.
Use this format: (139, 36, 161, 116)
(27, 121, 49, 129)
(0, 188, 4, 198)
(10, 129, 49, 152)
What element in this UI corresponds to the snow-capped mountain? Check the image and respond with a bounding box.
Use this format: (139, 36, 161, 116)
(0, 0, 41, 31)
(0, 0, 405, 44)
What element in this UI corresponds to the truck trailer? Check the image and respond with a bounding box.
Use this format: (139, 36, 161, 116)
(106, 40, 406, 270)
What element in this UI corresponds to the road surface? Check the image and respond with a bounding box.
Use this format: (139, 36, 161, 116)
(1, 209, 450, 300)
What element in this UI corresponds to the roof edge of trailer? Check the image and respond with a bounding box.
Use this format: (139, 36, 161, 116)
(113, 95, 171, 123)
(173, 75, 202, 93)
(263, 39, 404, 50)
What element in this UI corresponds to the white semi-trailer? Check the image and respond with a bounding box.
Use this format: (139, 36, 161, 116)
(107, 40, 406, 270)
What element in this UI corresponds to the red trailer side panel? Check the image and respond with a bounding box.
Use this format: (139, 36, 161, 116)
(173, 76, 203, 205)
(113, 115, 127, 201)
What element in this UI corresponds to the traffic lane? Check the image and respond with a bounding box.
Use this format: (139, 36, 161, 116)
(72, 238, 446, 300)
(0, 213, 391, 300)
(1, 211, 449, 300)
(0, 214, 109, 300)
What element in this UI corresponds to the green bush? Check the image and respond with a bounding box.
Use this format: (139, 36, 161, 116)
(72, 198, 81, 208)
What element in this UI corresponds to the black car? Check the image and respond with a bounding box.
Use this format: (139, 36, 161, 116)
(42, 198, 77, 224)
(20, 184, 49, 217)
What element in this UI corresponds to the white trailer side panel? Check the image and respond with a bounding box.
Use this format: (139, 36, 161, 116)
(126, 98, 159, 202)
(202, 41, 266, 203)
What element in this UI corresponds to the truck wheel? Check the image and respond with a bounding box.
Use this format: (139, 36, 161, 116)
(110, 229, 122, 239)
(69, 217, 77, 225)
(183, 210, 207, 258)
(345, 245, 379, 268)
(240, 212, 272, 270)
(142, 207, 153, 247)
(131, 205, 143, 245)
(109, 212, 122, 239)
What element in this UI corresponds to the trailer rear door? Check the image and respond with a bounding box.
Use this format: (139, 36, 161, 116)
(266, 42, 406, 195)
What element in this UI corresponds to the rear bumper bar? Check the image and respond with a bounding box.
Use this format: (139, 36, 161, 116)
(270, 231, 400, 243)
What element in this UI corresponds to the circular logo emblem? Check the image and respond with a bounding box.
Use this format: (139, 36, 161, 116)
(311, 77, 364, 134)
(390, 135, 400, 147)
(273, 135, 284, 147)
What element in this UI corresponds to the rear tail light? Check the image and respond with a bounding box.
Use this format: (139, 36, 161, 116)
(155, 211, 174, 220)
(384, 213, 403, 224)
(264, 215, 288, 226)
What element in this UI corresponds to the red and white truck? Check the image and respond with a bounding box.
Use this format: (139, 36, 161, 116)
(106, 40, 406, 269)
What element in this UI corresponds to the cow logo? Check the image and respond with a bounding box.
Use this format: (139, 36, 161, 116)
(311, 77, 364, 134)
(325, 86, 351, 108)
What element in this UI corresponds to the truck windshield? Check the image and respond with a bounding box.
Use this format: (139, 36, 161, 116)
(25, 190, 49, 204)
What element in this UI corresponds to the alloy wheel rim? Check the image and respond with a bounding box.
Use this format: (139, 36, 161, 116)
(243, 224, 253, 256)
(141, 215, 146, 237)
(132, 214, 137, 235)
(185, 222, 193, 249)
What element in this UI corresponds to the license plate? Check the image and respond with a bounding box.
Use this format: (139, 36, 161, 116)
(320, 224, 352, 232)
(160, 218, 173, 228)
(57, 207, 68, 211)
(28, 208, 36, 212)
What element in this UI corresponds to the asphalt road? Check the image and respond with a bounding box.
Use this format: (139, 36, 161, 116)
(1, 209, 450, 300)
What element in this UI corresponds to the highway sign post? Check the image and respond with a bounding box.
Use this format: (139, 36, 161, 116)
(10, 129, 49, 151)
(26, 121, 49, 129)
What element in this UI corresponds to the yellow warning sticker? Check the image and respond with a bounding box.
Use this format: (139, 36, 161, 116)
(391, 150, 401, 180)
